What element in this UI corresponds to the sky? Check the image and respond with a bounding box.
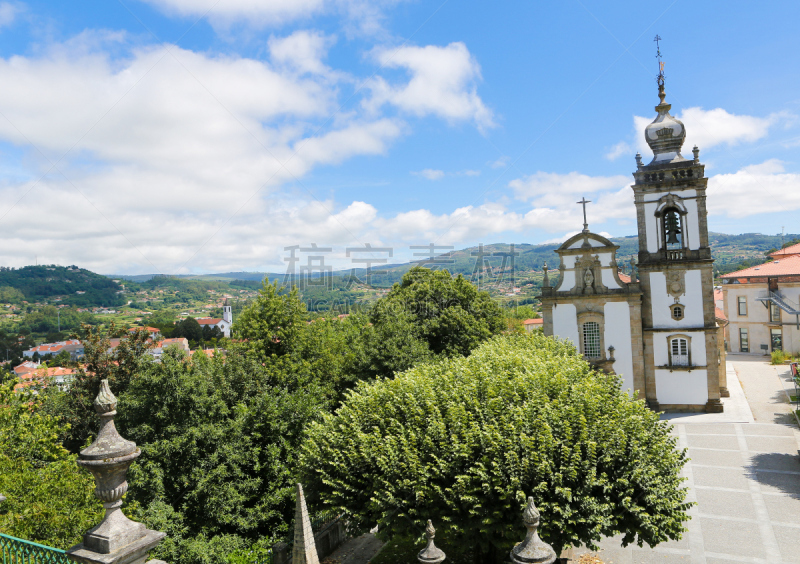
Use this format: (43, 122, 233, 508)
(0, 0, 797, 275)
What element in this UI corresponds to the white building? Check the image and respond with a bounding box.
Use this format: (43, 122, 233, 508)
(721, 243, 800, 355)
(541, 78, 724, 413)
(196, 298, 232, 338)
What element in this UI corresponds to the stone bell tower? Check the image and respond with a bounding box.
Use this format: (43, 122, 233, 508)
(631, 55, 723, 412)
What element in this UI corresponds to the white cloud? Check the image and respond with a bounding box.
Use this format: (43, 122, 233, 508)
(140, 0, 402, 35)
(708, 159, 800, 218)
(607, 107, 792, 161)
(460, 169, 480, 176)
(0, 2, 20, 27)
(365, 42, 494, 131)
(489, 156, 509, 168)
(509, 171, 630, 203)
(605, 141, 631, 161)
(412, 168, 444, 180)
(268, 30, 336, 75)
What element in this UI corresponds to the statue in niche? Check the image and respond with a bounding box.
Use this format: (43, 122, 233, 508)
(583, 268, 595, 294)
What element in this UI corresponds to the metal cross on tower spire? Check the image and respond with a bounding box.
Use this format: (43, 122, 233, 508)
(654, 34, 666, 104)
(577, 197, 591, 232)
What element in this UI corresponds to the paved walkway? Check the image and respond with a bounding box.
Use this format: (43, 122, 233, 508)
(574, 359, 800, 564)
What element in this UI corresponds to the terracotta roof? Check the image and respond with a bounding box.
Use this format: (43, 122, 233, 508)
(14, 361, 39, 375)
(196, 318, 223, 325)
(715, 306, 727, 321)
(714, 288, 723, 302)
(721, 255, 800, 278)
(523, 318, 543, 325)
(618, 272, 632, 283)
(129, 326, 159, 333)
(14, 367, 76, 392)
(769, 242, 800, 258)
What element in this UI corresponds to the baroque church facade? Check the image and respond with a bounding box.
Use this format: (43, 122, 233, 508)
(541, 82, 725, 413)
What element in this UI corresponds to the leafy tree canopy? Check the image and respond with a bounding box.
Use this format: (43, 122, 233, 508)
(371, 267, 506, 357)
(300, 333, 690, 563)
(118, 348, 327, 564)
(0, 380, 101, 548)
(0, 265, 123, 307)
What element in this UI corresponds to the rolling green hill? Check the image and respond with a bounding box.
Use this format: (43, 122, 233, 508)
(0, 265, 124, 307)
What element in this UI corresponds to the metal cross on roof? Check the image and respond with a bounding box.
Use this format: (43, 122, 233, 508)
(654, 34, 666, 102)
(577, 197, 591, 232)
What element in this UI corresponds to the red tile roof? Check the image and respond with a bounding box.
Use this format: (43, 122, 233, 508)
(196, 318, 223, 325)
(714, 289, 723, 302)
(618, 272, 632, 283)
(14, 367, 76, 391)
(523, 318, 543, 325)
(769, 242, 800, 258)
(715, 306, 727, 321)
(721, 255, 800, 278)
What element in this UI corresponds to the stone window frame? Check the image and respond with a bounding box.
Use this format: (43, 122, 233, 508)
(739, 327, 749, 353)
(577, 311, 606, 361)
(770, 303, 781, 323)
(737, 295, 747, 316)
(670, 302, 685, 321)
(667, 334, 692, 368)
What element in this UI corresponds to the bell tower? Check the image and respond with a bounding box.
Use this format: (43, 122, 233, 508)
(631, 40, 723, 412)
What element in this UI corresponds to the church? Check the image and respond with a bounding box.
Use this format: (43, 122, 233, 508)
(540, 77, 725, 413)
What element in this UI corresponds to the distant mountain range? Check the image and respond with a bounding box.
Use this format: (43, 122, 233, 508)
(106, 232, 796, 285)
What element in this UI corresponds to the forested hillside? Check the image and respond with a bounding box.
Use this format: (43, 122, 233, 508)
(0, 265, 124, 307)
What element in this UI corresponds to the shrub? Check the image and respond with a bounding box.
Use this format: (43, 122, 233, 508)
(300, 333, 691, 563)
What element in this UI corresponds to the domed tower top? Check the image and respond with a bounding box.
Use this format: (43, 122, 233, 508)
(643, 36, 687, 165)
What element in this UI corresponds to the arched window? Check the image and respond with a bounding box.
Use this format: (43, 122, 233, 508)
(582, 321, 601, 359)
(663, 207, 683, 250)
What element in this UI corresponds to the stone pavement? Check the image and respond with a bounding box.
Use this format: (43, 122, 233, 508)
(574, 359, 800, 564)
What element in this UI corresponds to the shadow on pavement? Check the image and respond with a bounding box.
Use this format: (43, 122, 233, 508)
(748, 452, 800, 499)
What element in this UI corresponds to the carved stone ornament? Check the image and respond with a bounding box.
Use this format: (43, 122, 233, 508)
(574, 254, 606, 296)
(509, 497, 556, 564)
(665, 269, 685, 299)
(67, 380, 165, 564)
(417, 520, 446, 564)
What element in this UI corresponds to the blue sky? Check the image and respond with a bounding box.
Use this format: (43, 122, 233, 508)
(0, 0, 797, 274)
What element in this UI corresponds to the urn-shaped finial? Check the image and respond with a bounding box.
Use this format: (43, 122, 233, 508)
(509, 497, 555, 564)
(68, 379, 165, 562)
(542, 262, 549, 288)
(94, 379, 117, 414)
(418, 520, 445, 564)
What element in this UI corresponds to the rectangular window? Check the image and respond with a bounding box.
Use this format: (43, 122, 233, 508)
(740, 328, 749, 353)
(771, 328, 782, 351)
(582, 321, 601, 359)
(738, 296, 747, 316)
(770, 303, 781, 323)
(670, 338, 689, 367)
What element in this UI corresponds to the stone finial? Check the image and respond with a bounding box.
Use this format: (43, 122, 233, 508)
(629, 257, 637, 283)
(608, 345, 615, 362)
(292, 484, 320, 564)
(692, 145, 700, 162)
(635, 152, 643, 169)
(67, 380, 165, 564)
(509, 497, 555, 564)
(418, 520, 445, 564)
(542, 262, 549, 288)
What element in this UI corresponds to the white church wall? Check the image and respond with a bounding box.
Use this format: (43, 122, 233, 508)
(685, 197, 701, 250)
(651, 330, 707, 367)
(552, 304, 578, 350)
(604, 301, 634, 396)
(559, 270, 576, 291)
(562, 256, 577, 268)
(597, 252, 614, 267)
(644, 202, 659, 253)
(601, 269, 622, 290)
(655, 369, 708, 405)
(649, 270, 704, 327)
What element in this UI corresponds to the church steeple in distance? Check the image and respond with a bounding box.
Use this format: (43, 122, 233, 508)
(644, 36, 687, 165)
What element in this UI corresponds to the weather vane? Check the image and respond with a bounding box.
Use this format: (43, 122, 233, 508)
(654, 34, 666, 103)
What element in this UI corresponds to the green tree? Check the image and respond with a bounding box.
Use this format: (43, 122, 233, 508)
(118, 348, 327, 564)
(300, 333, 690, 563)
(174, 317, 203, 344)
(233, 281, 306, 360)
(370, 267, 506, 358)
(50, 349, 72, 367)
(0, 380, 102, 548)
(51, 323, 155, 452)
